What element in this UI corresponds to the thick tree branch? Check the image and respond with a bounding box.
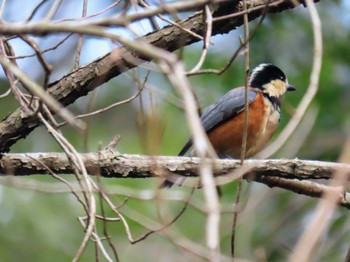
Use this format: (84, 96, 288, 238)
(1, 152, 349, 208)
(0, 152, 347, 180)
(0, 0, 315, 152)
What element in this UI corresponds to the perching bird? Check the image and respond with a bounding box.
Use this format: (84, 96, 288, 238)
(162, 63, 295, 187)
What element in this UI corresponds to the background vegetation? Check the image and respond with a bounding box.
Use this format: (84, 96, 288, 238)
(0, 0, 349, 261)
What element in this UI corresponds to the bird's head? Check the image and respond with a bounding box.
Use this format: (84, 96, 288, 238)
(249, 64, 295, 98)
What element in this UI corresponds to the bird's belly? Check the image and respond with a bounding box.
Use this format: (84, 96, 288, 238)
(207, 95, 279, 158)
(245, 108, 279, 157)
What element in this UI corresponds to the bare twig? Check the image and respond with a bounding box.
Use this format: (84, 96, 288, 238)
(279, 106, 319, 158)
(56, 1, 122, 22)
(188, 5, 213, 74)
(58, 75, 145, 126)
(0, 39, 29, 110)
(0, 0, 6, 19)
(37, 115, 96, 262)
(186, 2, 268, 77)
(27, 155, 88, 214)
(161, 58, 221, 260)
(78, 217, 114, 262)
(86, 0, 231, 27)
(95, 174, 120, 262)
(292, 136, 350, 260)
(289, 156, 348, 262)
(45, 0, 63, 21)
(0, 53, 85, 131)
(132, 187, 195, 244)
(232, 0, 250, 257)
(19, 35, 53, 89)
(257, 0, 323, 158)
(8, 34, 74, 59)
(0, 87, 11, 98)
(139, 0, 205, 42)
(289, 1, 326, 259)
(26, 0, 47, 22)
(120, 204, 233, 262)
(74, 0, 88, 69)
(212, 0, 284, 22)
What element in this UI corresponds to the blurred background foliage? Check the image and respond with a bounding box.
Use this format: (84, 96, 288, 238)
(0, 0, 350, 261)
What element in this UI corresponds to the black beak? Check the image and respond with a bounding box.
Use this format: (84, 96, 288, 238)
(287, 85, 296, 91)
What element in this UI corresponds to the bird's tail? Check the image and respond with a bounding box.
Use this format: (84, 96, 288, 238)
(160, 176, 186, 188)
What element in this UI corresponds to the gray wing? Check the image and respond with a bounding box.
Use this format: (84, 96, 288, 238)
(178, 87, 257, 156)
(201, 87, 257, 132)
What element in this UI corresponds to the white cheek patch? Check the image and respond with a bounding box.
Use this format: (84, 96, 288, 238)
(263, 80, 287, 97)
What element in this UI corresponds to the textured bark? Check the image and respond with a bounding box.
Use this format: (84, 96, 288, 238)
(0, 0, 315, 152)
(255, 176, 350, 209)
(3, 152, 349, 208)
(0, 152, 347, 180)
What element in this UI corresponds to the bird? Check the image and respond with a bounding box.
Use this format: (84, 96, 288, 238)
(161, 63, 295, 188)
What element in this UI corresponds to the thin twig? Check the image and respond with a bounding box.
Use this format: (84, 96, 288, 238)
(44, 0, 62, 21)
(279, 106, 319, 158)
(27, 155, 88, 213)
(120, 204, 232, 262)
(257, 1, 323, 158)
(74, 0, 88, 69)
(78, 217, 113, 262)
(95, 174, 120, 262)
(161, 58, 221, 261)
(186, 3, 268, 77)
(26, 0, 47, 22)
(0, 52, 85, 131)
(86, 0, 231, 27)
(56, 1, 122, 22)
(7, 34, 74, 59)
(188, 5, 213, 74)
(212, 0, 284, 22)
(345, 242, 350, 262)
(232, 0, 250, 257)
(57, 76, 145, 127)
(0, 87, 11, 98)
(19, 35, 53, 89)
(0, 39, 29, 110)
(132, 187, 195, 244)
(0, 0, 6, 19)
(38, 115, 96, 262)
(288, 0, 326, 260)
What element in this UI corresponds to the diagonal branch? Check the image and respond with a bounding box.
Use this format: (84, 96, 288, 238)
(0, 0, 316, 152)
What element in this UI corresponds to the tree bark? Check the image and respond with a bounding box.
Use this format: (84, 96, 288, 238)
(0, 152, 346, 179)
